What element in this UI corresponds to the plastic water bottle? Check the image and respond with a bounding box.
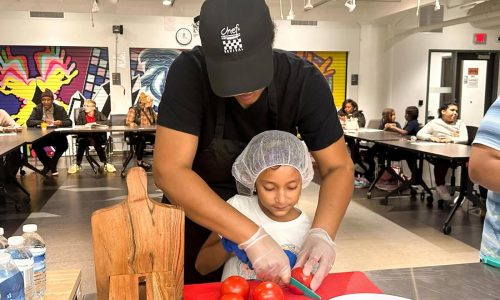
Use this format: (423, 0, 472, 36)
(0, 228, 8, 253)
(0, 252, 25, 299)
(22, 224, 46, 299)
(7, 236, 34, 300)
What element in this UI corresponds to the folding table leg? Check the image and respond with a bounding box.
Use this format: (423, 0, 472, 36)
(441, 163, 468, 235)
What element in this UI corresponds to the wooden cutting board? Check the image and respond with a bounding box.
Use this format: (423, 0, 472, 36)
(91, 167, 185, 300)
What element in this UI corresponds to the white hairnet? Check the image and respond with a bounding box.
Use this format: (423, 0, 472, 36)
(232, 130, 314, 195)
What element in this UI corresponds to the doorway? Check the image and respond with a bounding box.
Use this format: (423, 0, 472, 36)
(426, 50, 499, 126)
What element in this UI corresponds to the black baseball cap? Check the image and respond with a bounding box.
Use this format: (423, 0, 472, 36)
(199, 0, 274, 97)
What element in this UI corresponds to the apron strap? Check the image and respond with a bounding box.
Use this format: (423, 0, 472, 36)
(214, 99, 226, 139)
(267, 81, 278, 128)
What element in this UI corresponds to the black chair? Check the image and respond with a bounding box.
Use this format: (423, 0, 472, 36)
(108, 114, 137, 178)
(366, 148, 419, 205)
(73, 108, 108, 175)
(348, 119, 380, 177)
(443, 125, 478, 204)
(108, 114, 128, 162)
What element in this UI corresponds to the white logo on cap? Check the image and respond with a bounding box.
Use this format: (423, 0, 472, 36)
(221, 24, 243, 54)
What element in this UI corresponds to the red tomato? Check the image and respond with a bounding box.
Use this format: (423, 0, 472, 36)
(289, 267, 313, 295)
(252, 281, 284, 300)
(220, 276, 250, 299)
(220, 293, 245, 300)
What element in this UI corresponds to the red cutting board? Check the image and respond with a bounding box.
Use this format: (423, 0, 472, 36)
(184, 271, 382, 299)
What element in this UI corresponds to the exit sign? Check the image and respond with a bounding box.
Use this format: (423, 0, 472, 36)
(473, 33, 487, 44)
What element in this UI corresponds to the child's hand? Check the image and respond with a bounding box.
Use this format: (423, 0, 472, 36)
(221, 238, 253, 269)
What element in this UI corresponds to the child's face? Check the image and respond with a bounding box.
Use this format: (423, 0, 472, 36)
(255, 166, 302, 222)
(391, 111, 396, 122)
(441, 105, 458, 124)
(344, 103, 354, 114)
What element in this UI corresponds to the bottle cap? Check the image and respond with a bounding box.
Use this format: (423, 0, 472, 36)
(0, 227, 4, 236)
(0, 253, 12, 264)
(23, 224, 37, 233)
(7, 236, 24, 246)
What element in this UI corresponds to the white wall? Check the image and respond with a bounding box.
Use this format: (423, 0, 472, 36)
(389, 10, 500, 125)
(0, 11, 361, 114)
(358, 24, 393, 124)
(2, 8, 499, 122)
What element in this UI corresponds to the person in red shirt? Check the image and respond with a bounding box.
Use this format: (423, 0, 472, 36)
(68, 99, 116, 174)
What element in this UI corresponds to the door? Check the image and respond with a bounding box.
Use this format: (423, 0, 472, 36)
(460, 60, 487, 126)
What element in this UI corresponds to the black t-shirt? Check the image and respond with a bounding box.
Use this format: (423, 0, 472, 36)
(404, 119, 420, 136)
(157, 46, 343, 153)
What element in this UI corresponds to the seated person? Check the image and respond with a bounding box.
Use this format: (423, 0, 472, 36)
(195, 130, 318, 280)
(379, 108, 401, 130)
(68, 99, 116, 174)
(26, 88, 72, 176)
(126, 92, 156, 171)
(384, 106, 420, 185)
(417, 102, 468, 201)
(339, 99, 366, 176)
(0, 109, 22, 133)
(384, 106, 420, 136)
(338, 99, 366, 128)
(365, 108, 401, 183)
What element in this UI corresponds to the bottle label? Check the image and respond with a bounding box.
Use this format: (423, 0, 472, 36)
(0, 271, 25, 300)
(13, 258, 34, 295)
(29, 248, 46, 273)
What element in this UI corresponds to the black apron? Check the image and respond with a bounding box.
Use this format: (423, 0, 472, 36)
(162, 84, 278, 284)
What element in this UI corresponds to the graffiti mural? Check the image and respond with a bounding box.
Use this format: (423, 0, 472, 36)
(294, 51, 347, 109)
(129, 48, 181, 109)
(0, 46, 111, 125)
(129, 48, 347, 110)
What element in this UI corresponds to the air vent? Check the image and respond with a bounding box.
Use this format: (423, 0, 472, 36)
(418, 6, 444, 33)
(291, 20, 318, 26)
(30, 11, 65, 18)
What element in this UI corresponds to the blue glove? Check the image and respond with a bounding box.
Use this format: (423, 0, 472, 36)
(284, 249, 297, 267)
(221, 238, 297, 270)
(221, 238, 253, 269)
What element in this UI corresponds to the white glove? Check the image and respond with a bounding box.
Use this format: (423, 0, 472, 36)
(239, 226, 291, 284)
(295, 228, 336, 291)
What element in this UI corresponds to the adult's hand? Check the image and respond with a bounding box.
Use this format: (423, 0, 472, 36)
(239, 227, 291, 285)
(294, 228, 336, 291)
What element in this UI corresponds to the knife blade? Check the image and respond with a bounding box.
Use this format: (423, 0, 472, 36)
(289, 277, 321, 299)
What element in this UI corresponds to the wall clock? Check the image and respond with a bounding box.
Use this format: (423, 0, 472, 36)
(176, 28, 192, 46)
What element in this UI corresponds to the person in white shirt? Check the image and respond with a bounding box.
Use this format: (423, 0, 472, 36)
(417, 102, 468, 202)
(195, 130, 329, 281)
(0, 109, 18, 130)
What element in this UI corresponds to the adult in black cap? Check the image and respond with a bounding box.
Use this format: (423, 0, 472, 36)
(154, 0, 353, 289)
(27, 88, 72, 176)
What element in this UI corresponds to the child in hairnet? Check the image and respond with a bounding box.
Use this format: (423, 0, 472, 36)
(195, 130, 314, 280)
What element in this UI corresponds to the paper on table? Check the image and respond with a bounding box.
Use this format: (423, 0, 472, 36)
(410, 142, 448, 145)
